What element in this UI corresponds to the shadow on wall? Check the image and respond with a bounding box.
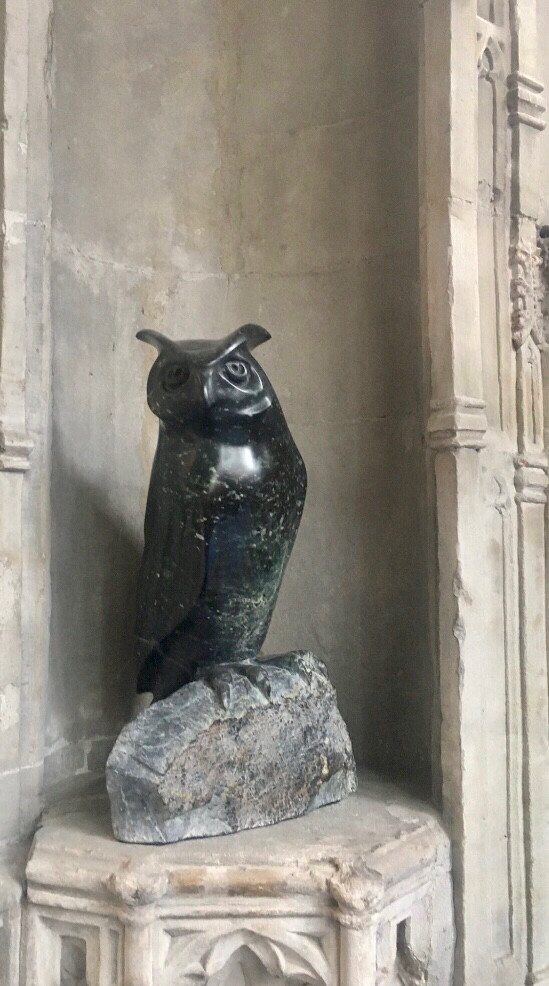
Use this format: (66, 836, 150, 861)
(46, 433, 142, 790)
(45, 0, 428, 795)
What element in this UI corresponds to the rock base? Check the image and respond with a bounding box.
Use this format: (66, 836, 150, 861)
(106, 652, 357, 843)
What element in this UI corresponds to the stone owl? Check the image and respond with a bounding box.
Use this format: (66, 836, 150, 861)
(135, 324, 307, 703)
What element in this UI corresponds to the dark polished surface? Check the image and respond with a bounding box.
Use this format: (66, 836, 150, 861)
(135, 324, 307, 701)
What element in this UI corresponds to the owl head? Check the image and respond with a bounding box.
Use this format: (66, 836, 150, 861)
(137, 324, 276, 428)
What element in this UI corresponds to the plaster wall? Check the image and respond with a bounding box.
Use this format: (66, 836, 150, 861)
(47, 0, 428, 790)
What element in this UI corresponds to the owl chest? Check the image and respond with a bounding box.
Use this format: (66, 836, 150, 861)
(153, 437, 298, 528)
(200, 439, 298, 529)
(207, 441, 272, 495)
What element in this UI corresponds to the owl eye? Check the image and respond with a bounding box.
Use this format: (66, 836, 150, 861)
(162, 363, 190, 392)
(224, 359, 249, 383)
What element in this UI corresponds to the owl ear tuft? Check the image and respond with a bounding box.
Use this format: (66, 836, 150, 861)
(219, 323, 271, 358)
(238, 323, 271, 350)
(136, 329, 177, 353)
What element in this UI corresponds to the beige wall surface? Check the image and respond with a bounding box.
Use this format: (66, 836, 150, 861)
(47, 0, 428, 789)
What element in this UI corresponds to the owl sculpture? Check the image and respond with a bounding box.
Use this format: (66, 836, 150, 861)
(135, 324, 307, 703)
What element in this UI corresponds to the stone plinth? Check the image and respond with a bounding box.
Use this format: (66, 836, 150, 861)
(22, 773, 454, 986)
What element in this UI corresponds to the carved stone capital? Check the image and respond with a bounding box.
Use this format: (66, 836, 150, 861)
(104, 863, 168, 907)
(426, 398, 488, 451)
(507, 72, 547, 131)
(326, 860, 384, 928)
(0, 426, 34, 472)
(514, 454, 548, 504)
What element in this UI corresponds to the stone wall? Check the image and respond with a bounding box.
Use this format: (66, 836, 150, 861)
(541, 3, 549, 223)
(47, 0, 429, 789)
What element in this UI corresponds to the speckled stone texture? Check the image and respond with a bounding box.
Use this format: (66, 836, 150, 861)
(106, 652, 357, 844)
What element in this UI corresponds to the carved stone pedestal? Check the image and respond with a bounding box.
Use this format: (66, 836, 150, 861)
(21, 773, 453, 986)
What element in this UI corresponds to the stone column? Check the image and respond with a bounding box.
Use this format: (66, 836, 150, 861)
(339, 923, 377, 986)
(0, 0, 52, 979)
(508, 3, 549, 983)
(421, 1, 549, 984)
(0, 0, 33, 845)
(122, 918, 154, 986)
(0, 0, 53, 847)
(328, 863, 382, 986)
(421, 3, 489, 984)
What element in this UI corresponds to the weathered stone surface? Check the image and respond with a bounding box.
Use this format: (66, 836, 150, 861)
(25, 773, 454, 986)
(106, 652, 357, 843)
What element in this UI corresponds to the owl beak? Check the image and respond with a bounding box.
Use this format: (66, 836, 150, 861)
(202, 371, 215, 408)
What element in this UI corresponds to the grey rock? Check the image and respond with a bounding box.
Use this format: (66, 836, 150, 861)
(106, 652, 357, 844)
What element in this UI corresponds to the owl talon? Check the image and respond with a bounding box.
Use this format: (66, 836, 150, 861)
(198, 662, 272, 707)
(262, 652, 313, 685)
(240, 664, 272, 701)
(215, 678, 233, 710)
(200, 669, 234, 710)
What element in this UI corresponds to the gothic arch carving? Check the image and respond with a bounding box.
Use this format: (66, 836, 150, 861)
(162, 927, 334, 986)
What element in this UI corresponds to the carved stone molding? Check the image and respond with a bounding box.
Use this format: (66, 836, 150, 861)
(540, 227, 549, 338)
(516, 334, 545, 455)
(507, 72, 547, 131)
(105, 862, 169, 907)
(422, 1, 549, 984)
(22, 776, 454, 986)
(325, 861, 384, 929)
(514, 454, 549, 504)
(0, 427, 34, 472)
(427, 398, 488, 450)
(477, 0, 505, 29)
(510, 233, 545, 350)
(476, 22, 505, 73)
(162, 926, 334, 986)
(507, 6, 549, 980)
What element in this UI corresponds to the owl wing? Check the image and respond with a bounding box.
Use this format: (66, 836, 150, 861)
(135, 453, 206, 656)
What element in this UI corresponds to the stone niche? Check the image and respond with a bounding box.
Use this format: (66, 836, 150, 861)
(23, 775, 453, 986)
(0, 0, 457, 984)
